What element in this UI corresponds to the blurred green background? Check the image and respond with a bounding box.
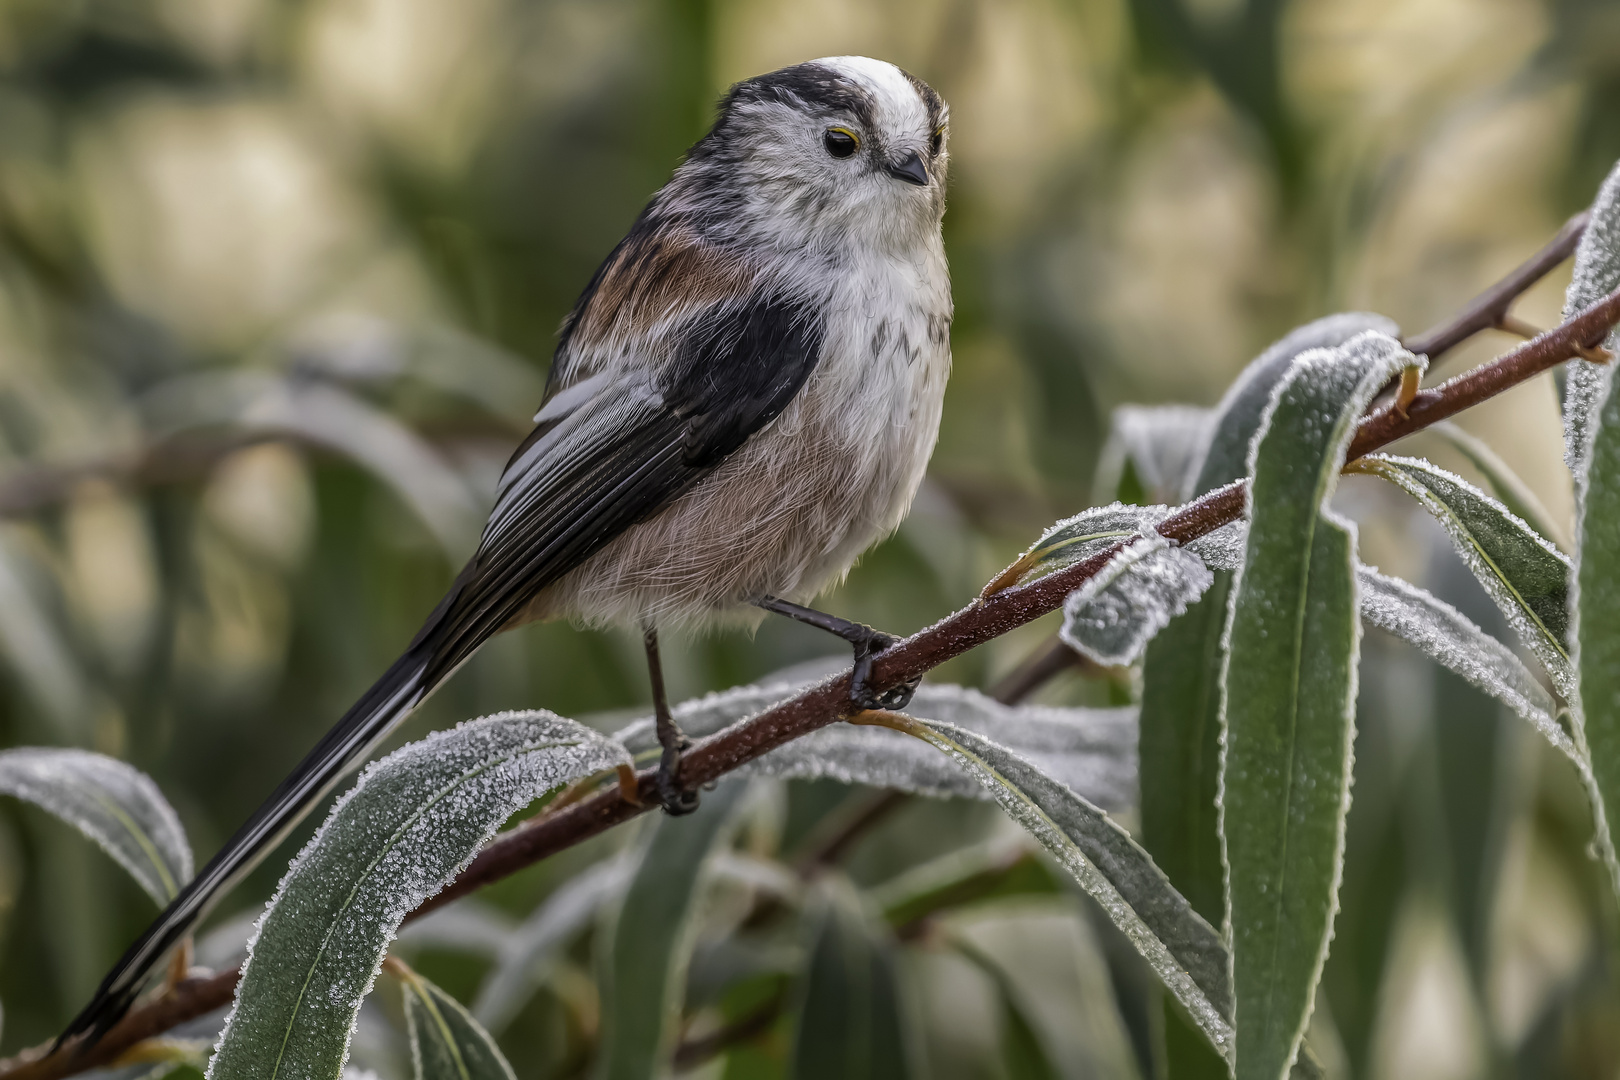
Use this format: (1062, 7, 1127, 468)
(1, 0, 1619, 1075)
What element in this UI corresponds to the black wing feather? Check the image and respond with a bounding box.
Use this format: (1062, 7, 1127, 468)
(423, 290, 824, 681)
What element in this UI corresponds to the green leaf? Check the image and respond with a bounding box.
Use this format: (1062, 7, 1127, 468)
(1140, 575, 1231, 929)
(1059, 533, 1214, 666)
(594, 780, 748, 1080)
(1357, 567, 1579, 769)
(146, 372, 482, 556)
(397, 963, 518, 1080)
(790, 876, 916, 1080)
(1561, 160, 1620, 472)
(1431, 421, 1569, 551)
(209, 711, 629, 1080)
(877, 716, 1233, 1059)
(1576, 360, 1620, 895)
(0, 748, 192, 905)
(1137, 313, 1396, 968)
(1189, 313, 1400, 496)
(987, 504, 1163, 593)
(1347, 454, 1572, 695)
(1222, 332, 1412, 1080)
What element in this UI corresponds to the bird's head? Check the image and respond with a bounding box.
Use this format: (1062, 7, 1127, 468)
(670, 56, 949, 254)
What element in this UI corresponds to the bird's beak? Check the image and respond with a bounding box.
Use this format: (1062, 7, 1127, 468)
(886, 151, 929, 186)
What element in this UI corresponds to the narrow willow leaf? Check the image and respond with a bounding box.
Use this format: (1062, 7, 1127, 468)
(881, 716, 1233, 1059)
(1186, 313, 1401, 497)
(1223, 332, 1414, 1080)
(986, 503, 1164, 593)
(146, 372, 481, 556)
(1562, 160, 1620, 472)
(472, 858, 630, 1033)
(398, 965, 517, 1080)
(1357, 568, 1578, 768)
(1575, 358, 1620, 894)
(1347, 454, 1572, 696)
(1060, 534, 1213, 666)
(1140, 577, 1231, 928)
(208, 712, 630, 1080)
(1095, 405, 1213, 506)
(1431, 421, 1570, 551)
(616, 683, 1139, 811)
(791, 876, 916, 1080)
(595, 781, 748, 1080)
(0, 748, 192, 905)
(1143, 315, 1393, 1080)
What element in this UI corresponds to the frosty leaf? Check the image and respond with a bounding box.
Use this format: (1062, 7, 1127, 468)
(145, 372, 481, 556)
(1140, 578, 1232, 932)
(1431, 422, 1569, 551)
(472, 858, 630, 1033)
(1575, 319, 1620, 898)
(396, 964, 517, 1080)
(1095, 405, 1213, 505)
(1358, 568, 1579, 768)
(985, 503, 1167, 594)
(595, 781, 748, 1080)
(208, 712, 629, 1080)
(791, 876, 917, 1080)
(1223, 331, 1415, 1080)
(1133, 313, 1396, 954)
(1060, 534, 1213, 666)
(1188, 313, 1401, 497)
(879, 715, 1233, 1063)
(1347, 454, 1573, 697)
(1562, 161, 1620, 473)
(614, 683, 1139, 811)
(0, 748, 192, 905)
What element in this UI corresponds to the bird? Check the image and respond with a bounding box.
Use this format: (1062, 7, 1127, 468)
(62, 54, 952, 1045)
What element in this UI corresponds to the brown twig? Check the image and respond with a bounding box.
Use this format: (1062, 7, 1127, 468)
(9, 228, 1619, 1080)
(1402, 210, 1590, 359)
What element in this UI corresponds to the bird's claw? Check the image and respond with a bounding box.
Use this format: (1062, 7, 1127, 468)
(850, 629, 918, 711)
(656, 735, 700, 816)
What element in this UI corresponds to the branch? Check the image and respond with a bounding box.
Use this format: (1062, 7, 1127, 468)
(9, 228, 1618, 1080)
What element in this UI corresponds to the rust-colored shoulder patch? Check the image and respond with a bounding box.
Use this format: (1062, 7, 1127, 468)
(569, 224, 754, 350)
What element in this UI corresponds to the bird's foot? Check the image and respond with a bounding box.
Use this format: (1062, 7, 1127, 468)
(656, 731, 700, 816)
(849, 627, 919, 712)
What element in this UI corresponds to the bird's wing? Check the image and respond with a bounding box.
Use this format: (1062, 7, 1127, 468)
(419, 288, 827, 681)
(61, 288, 825, 1045)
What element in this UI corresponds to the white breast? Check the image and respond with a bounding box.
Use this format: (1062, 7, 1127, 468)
(534, 234, 952, 630)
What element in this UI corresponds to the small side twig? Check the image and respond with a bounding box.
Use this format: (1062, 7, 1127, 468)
(1402, 210, 1590, 359)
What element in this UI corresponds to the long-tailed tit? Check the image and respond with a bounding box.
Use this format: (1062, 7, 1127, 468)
(64, 55, 951, 1043)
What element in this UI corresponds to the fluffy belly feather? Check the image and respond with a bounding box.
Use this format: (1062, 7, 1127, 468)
(533, 260, 951, 630)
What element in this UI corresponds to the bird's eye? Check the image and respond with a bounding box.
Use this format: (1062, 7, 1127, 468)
(929, 128, 944, 156)
(823, 127, 859, 159)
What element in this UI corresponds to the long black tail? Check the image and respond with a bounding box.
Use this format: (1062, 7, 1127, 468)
(58, 643, 436, 1047)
